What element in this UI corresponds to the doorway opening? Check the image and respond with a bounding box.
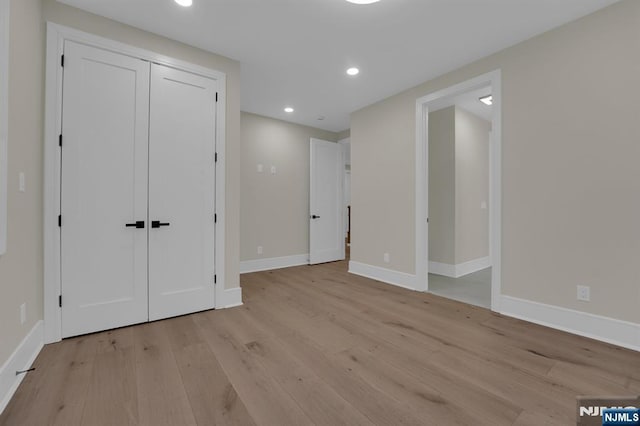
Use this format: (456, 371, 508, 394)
(415, 71, 502, 311)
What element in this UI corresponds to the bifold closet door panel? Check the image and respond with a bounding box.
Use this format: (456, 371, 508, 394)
(60, 41, 150, 338)
(148, 63, 217, 321)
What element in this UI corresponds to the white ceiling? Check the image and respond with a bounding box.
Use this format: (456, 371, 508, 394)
(57, 0, 619, 132)
(430, 86, 493, 122)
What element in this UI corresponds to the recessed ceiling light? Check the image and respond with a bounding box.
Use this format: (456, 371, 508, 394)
(346, 67, 360, 76)
(479, 95, 493, 106)
(346, 0, 380, 4)
(174, 0, 192, 7)
(284, 107, 294, 113)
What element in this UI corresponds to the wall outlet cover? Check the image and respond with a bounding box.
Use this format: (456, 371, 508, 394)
(577, 285, 590, 302)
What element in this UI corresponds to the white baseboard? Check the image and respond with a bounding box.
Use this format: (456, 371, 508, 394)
(348, 261, 417, 291)
(456, 256, 491, 277)
(220, 287, 243, 309)
(240, 254, 309, 274)
(500, 296, 640, 352)
(428, 256, 491, 278)
(0, 320, 44, 414)
(428, 261, 456, 277)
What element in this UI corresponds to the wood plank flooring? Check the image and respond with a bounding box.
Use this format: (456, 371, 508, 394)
(2, 260, 639, 425)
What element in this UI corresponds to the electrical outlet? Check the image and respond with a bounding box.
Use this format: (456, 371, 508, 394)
(257, 246, 263, 255)
(20, 303, 26, 324)
(383, 253, 390, 263)
(270, 165, 277, 174)
(577, 285, 590, 302)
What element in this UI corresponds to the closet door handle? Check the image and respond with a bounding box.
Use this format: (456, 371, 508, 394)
(151, 221, 170, 229)
(125, 221, 145, 229)
(311, 215, 321, 219)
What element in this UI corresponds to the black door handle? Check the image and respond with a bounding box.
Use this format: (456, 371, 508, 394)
(152, 221, 170, 228)
(311, 215, 320, 219)
(125, 221, 145, 229)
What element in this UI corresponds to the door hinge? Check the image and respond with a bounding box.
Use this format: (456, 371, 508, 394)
(59, 134, 62, 147)
(214, 275, 217, 284)
(427, 217, 429, 223)
(61, 55, 64, 67)
(215, 152, 218, 163)
(214, 213, 217, 223)
(58, 295, 62, 307)
(58, 215, 62, 227)
(215, 92, 218, 102)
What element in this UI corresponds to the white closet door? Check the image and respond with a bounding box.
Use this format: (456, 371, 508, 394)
(148, 63, 216, 321)
(61, 41, 150, 338)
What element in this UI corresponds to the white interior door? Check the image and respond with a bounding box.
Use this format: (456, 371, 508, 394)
(309, 138, 344, 264)
(61, 41, 150, 338)
(148, 63, 217, 321)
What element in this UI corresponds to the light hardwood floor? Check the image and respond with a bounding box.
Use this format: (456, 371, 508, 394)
(429, 267, 492, 309)
(2, 260, 639, 425)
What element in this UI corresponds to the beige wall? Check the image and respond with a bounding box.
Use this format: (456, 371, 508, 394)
(0, 0, 241, 366)
(240, 112, 338, 261)
(351, 0, 640, 324)
(428, 107, 455, 265)
(0, 0, 45, 366)
(454, 107, 490, 264)
(351, 93, 416, 274)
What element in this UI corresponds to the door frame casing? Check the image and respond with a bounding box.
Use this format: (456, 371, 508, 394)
(43, 23, 227, 343)
(338, 137, 351, 242)
(414, 70, 502, 311)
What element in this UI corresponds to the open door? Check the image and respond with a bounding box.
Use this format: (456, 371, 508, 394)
(309, 138, 345, 264)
